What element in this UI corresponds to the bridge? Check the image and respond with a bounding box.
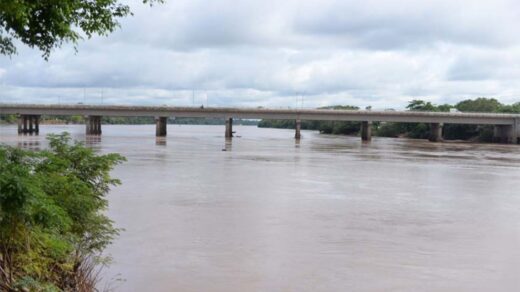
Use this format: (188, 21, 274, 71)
(1, 103, 519, 144)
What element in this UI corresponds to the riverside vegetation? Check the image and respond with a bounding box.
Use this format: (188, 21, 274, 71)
(0, 133, 125, 291)
(258, 98, 520, 142)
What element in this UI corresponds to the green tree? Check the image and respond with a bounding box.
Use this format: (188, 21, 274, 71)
(406, 99, 436, 111)
(0, 133, 125, 290)
(447, 98, 504, 142)
(455, 98, 502, 113)
(498, 102, 520, 113)
(378, 100, 442, 138)
(0, 114, 17, 124)
(0, 0, 162, 59)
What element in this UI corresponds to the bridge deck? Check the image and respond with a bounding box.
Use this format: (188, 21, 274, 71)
(1, 103, 519, 125)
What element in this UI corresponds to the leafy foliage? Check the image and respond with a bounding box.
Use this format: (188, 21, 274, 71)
(0, 0, 162, 59)
(0, 133, 125, 290)
(456, 98, 502, 113)
(0, 114, 17, 124)
(378, 98, 520, 141)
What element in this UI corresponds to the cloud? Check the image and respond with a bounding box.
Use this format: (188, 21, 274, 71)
(1, 0, 520, 109)
(294, 0, 520, 50)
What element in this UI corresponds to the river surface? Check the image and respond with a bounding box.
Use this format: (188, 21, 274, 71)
(1, 124, 520, 292)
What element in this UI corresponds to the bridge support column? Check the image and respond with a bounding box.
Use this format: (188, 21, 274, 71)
(225, 118, 233, 138)
(295, 119, 301, 139)
(155, 117, 167, 137)
(513, 119, 520, 144)
(86, 116, 102, 135)
(34, 116, 40, 134)
(17, 116, 22, 134)
(17, 115, 40, 135)
(493, 124, 517, 144)
(429, 123, 443, 142)
(28, 116, 34, 133)
(361, 121, 372, 142)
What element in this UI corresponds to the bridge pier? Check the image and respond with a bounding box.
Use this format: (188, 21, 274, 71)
(513, 119, 520, 144)
(429, 123, 443, 142)
(361, 121, 372, 142)
(17, 115, 40, 135)
(225, 117, 233, 138)
(85, 116, 102, 135)
(493, 123, 519, 144)
(295, 119, 301, 139)
(155, 117, 167, 137)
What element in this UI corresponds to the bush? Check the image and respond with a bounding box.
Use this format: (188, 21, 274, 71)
(0, 133, 125, 291)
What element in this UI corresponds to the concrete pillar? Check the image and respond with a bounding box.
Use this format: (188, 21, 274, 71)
(361, 121, 372, 142)
(28, 116, 34, 134)
(514, 119, 520, 144)
(155, 117, 167, 137)
(17, 115, 23, 134)
(225, 117, 233, 138)
(429, 123, 443, 142)
(17, 115, 40, 135)
(493, 124, 516, 144)
(295, 119, 301, 139)
(86, 116, 102, 135)
(97, 116, 102, 134)
(23, 115, 28, 134)
(34, 115, 40, 135)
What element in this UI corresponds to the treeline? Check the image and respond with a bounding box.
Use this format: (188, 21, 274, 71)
(171, 117, 258, 125)
(258, 98, 520, 142)
(258, 105, 362, 135)
(0, 115, 259, 125)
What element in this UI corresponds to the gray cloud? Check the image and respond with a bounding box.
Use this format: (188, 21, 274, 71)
(1, 0, 520, 109)
(294, 0, 520, 50)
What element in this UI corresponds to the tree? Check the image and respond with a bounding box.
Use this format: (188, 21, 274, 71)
(406, 99, 437, 111)
(0, 0, 162, 59)
(455, 98, 501, 113)
(498, 102, 520, 113)
(378, 100, 439, 139)
(0, 133, 125, 290)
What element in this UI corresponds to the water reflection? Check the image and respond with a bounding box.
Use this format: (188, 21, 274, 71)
(223, 138, 232, 151)
(155, 137, 167, 146)
(85, 135, 102, 146)
(17, 140, 40, 150)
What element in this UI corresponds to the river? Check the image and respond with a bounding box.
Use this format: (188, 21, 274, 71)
(1, 124, 520, 292)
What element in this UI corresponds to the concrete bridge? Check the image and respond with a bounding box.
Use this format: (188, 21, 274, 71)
(1, 103, 519, 144)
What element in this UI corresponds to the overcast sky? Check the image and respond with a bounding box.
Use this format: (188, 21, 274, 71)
(1, 0, 520, 109)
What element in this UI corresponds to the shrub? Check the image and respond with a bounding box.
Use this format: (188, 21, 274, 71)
(0, 133, 125, 291)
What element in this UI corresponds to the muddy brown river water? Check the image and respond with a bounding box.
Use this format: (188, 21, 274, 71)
(1, 124, 520, 292)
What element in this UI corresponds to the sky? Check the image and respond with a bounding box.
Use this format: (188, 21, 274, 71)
(1, 0, 520, 109)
